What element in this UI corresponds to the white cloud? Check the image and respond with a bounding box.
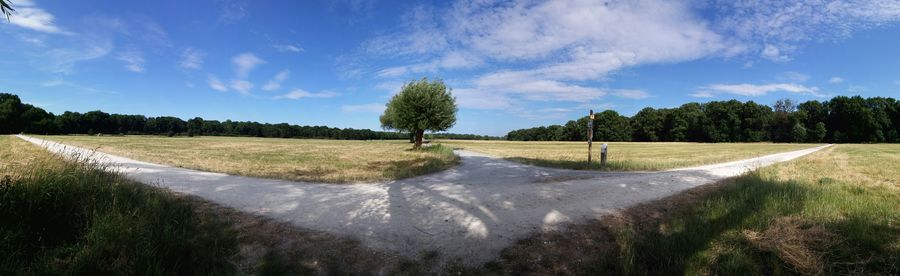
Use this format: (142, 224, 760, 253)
(274, 89, 339, 100)
(341, 103, 386, 113)
(760, 44, 790, 62)
(6, 2, 72, 35)
(262, 70, 290, 91)
(117, 49, 145, 73)
(178, 47, 205, 70)
(376, 51, 482, 78)
(273, 44, 303, 53)
(613, 89, 650, 99)
(702, 83, 827, 97)
(828, 77, 845, 84)
(207, 75, 228, 92)
(715, 0, 900, 60)
(229, 80, 253, 94)
(231, 52, 265, 78)
(689, 91, 716, 98)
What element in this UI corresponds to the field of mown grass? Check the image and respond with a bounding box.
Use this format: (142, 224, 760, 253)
(440, 140, 824, 171)
(484, 144, 899, 275)
(37, 135, 458, 183)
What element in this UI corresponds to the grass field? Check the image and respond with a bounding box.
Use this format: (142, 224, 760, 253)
(441, 140, 824, 171)
(487, 144, 899, 275)
(36, 135, 458, 183)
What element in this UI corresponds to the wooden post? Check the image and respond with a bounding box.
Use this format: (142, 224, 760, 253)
(600, 143, 608, 170)
(587, 109, 594, 163)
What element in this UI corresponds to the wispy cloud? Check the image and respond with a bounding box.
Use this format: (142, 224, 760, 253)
(178, 47, 205, 70)
(341, 103, 385, 113)
(6, 1, 72, 35)
(43, 38, 112, 74)
(117, 49, 145, 73)
(778, 71, 810, 82)
(828, 77, 845, 84)
(262, 70, 290, 91)
(219, 0, 248, 23)
(231, 52, 265, 78)
(689, 91, 716, 98)
(42, 79, 100, 93)
(274, 89, 339, 100)
(701, 83, 828, 97)
(207, 75, 228, 91)
(230, 80, 254, 94)
(273, 44, 303, 53)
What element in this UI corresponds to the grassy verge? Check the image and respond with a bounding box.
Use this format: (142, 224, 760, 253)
(483, 144, 899, 275)
(440, 140, 822, 171)
(0, 136, 236, 274)
(36, 135, 459, 183)
(1, 135, 449, 274)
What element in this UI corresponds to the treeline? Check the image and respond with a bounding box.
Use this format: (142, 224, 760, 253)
(0, 93, 497, 140)
(508, 96, 900, 143)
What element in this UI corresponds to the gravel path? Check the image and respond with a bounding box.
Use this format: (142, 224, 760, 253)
(18, 135, 830, 264)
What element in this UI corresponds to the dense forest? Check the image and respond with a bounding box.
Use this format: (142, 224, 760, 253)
(0, 93, 499, 140)
(507, 96, 900, 143)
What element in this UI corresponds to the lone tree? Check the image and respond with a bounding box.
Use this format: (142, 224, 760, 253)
(380, 78, 457, 149)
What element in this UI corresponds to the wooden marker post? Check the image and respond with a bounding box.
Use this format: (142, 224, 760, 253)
(587, 109, 594, 163)
(600, 143, 608, 170)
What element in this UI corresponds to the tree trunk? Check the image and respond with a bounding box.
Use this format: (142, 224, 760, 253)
(414, 129, 424, 149)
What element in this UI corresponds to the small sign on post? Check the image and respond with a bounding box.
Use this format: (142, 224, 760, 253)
(587, 109, 594, 163)
(600, 143, 608, 170)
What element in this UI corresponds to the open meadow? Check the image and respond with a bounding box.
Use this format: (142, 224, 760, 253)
(487, 144, 899, 275)
(36, 135, 458, 183)
(440, 140, 824, 171)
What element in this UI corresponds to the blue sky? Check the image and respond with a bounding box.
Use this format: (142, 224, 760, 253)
(2, 0, 899, 136)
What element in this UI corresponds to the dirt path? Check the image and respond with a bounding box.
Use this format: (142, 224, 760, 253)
(18, 135, 829, 264)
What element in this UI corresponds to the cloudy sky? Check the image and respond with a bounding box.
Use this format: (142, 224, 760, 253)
(3, 0, 900, 135)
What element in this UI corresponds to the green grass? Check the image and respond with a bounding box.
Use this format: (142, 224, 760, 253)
(440, 140, 823, 171)
(36, 135, 459, 183)
(486, 144, 899, 275)
(0, 136, 238, 275)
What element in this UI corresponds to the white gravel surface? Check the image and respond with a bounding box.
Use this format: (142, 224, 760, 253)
(18, 135, 830, 264)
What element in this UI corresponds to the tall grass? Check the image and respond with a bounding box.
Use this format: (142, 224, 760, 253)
(0, 151, 237, 274)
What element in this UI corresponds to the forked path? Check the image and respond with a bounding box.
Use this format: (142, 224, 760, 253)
(18, 135, 829, 264)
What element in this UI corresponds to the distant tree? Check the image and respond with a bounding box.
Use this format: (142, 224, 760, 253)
(0, 93, 24, 133)
(810, 122, 827, 143)
(791, 122, 807, 143)
(380, 78, 457, 148)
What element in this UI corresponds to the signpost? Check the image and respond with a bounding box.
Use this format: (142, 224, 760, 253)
(587, 109, 594, 163)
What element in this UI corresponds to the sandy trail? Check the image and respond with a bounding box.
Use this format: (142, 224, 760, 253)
(17, 135, 829, 264)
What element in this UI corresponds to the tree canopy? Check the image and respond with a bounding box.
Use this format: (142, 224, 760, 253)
(507, 96, 900, 144)
(380, 78, 458, 148)
(0, 93, 492, 140)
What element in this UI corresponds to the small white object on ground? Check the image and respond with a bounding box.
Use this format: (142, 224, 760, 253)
(17, 135, 830, 265)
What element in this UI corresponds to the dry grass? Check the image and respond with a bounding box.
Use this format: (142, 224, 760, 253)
(0, 136, 65, 180)
(36, 135, 459, 183)
(440, 140, 822, 171)
(484, 144, 900, 275)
